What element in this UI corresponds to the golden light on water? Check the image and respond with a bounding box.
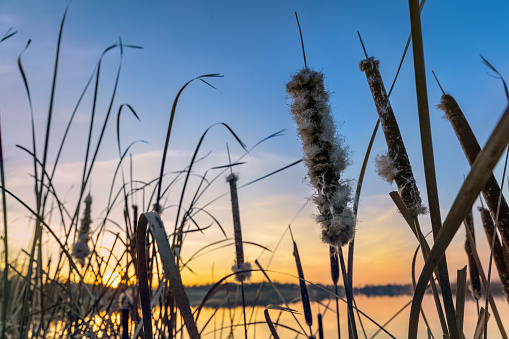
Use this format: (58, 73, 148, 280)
(102, 271, 122, 289)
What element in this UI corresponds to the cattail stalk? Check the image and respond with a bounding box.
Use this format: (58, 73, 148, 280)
(464, 210, 482, 305)
(360, 57, 426, 217)
(227, 173, 251, 281)
(438, 94, 509, 253)
(318, 313, 324, 339)
(227, 172, 250, 339)
(479, 207, 509, 303)
(72, 193, 92, 265)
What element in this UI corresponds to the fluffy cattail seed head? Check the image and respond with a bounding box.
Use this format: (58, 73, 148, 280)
(286, 68, 354, 247)
(72, 194, 93, 265)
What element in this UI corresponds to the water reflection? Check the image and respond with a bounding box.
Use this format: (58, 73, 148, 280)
(195, 295, 509, 338)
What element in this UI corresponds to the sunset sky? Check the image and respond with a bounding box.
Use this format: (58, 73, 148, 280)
(0, 1, 508, 288)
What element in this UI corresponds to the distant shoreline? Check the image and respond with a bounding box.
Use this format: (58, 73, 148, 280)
(186, 282, 505, 308)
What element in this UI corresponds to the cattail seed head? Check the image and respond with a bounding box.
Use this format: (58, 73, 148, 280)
(360, 57, 426, 217)
(329, 245, 340, 286)
(286, 68, 355, 247)
(463, 210, 481, 300)
(72, 193, 92, 265)
(478, 206, 509, 301)
(438, 93, 509, 251)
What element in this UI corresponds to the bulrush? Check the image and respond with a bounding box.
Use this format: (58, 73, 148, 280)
(360, 57, 426, 217)
(438, 93, 509, 252)
(464, 211, 482, 301)
(478, 206, 509, 302)
(72, 193, 92, 265)
(227, 173, 251, 282)
(290, 229, 313, 330)
(286, 68, 354, 247)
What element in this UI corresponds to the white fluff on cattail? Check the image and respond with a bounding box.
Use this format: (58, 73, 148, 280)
(287, 68, 354, 247)
(232, 261, 252, 282)
(72, 193, 92, 265)
(375, 153, 399, 183)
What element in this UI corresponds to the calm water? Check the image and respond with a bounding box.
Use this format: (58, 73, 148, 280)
(195, 294, 509, 338)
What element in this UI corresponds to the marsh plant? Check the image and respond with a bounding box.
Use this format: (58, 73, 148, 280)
(1, 3, 509, 339)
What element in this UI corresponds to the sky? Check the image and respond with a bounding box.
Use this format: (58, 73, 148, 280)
(0, 0, 508, 289)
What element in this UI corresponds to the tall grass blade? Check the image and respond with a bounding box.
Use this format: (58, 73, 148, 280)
(171, 123, 246, 252)
(456, 266, 467, 339)
(390, 191, 448, 335)
(289, 227, 312, 329)
(408, 0, 458, 336)
(473, 308, 490, 339)
(156, 74, 222, 211)
(254, 259, 308, 337)
(264, 308, 282, 339)
(0, 114, 9, 339)
(0, 28, 16, 43)
(19, 9, 69, 337)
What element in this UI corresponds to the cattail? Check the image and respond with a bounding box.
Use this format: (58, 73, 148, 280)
(72, 193, 92, 265)
(438, 94, 509, 251)
(290, 228, 313, 329)
(132, 204, 139, 231)
(227, 173, 251, 282)
(478, 206, 509, 302)
(329, 245, 340, 286)
(464, 210, 482, 301)
(286, 68, 354, 247)
(317, 313, 324, 339)
(360, 57, 426, 217)
(329, 245, 341, 337)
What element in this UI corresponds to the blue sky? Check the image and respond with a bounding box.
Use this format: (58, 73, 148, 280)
(0, 1, 508, 286)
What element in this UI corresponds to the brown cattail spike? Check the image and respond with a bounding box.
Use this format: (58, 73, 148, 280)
(478, 206, 509, 303)
(464, 210, 482, 300)
(286, 68, 355, 247)
(292, 237, 312, 328)
(438, 94, 509, 253)
(329, 245, 340, 286)
(360, 57, 426, 217)
(227, 173, 251, 282)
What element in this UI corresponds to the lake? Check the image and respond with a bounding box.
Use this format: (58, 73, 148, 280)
(194, 294, 509, 338)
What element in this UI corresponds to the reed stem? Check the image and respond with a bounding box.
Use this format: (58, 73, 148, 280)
(408, 0, 458, 336)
